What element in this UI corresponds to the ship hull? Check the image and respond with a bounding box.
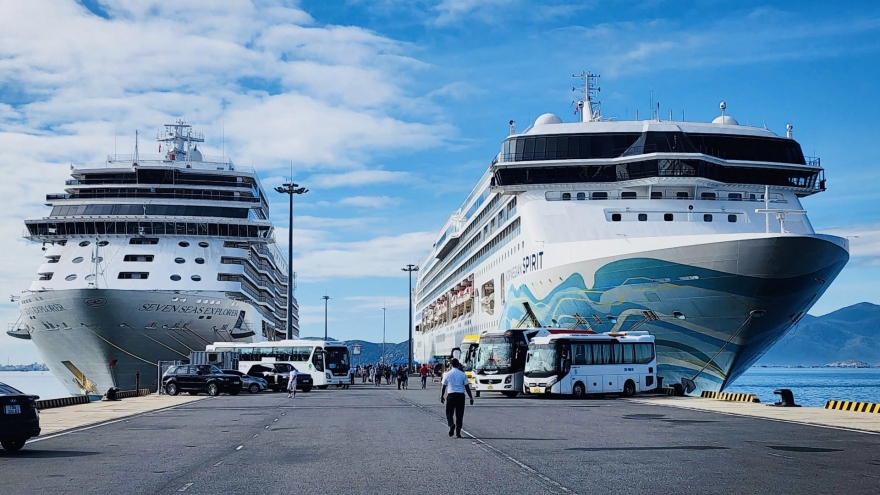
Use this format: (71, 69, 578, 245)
(416, 234, 848, 392)
(18, 289, 259, 395)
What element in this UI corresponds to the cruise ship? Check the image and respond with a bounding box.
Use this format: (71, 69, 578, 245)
(413, 73, 849, 393)
(9, 121, 297, 395)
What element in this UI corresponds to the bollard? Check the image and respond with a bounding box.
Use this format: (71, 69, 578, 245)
(105, 387, 120, 401)
(135, 371, 141, 392)
(772, 388, 801, 407)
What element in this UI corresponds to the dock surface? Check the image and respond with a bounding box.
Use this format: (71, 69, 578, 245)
(3, 383, 880, 494)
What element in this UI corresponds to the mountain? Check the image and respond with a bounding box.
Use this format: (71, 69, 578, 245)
(757, 302, 880, 366)
(300, 337, 415, 366)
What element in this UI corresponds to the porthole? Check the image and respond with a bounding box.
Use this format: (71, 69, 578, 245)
(195, 258, 205, 264)
(664, 213, 673, 221)
(175, 257, 186, 264)
(97, 241, 109, 247)
(170, 275, 181, 281)
(638, 213, 648, 221)
(611, 213, 621, 222)
(704, 214, 713, 222)
(191, 275, 202, 282)
(72, 257, 84, 264)
(85, 274, 96, 281)
(198, 242, 209, 248)
(65, 274, 77, 281)
(94, 256, 103, 263)
(79, 241, 90, 247)
(728, 215, 737, 223)
(179, 241, 190, 247)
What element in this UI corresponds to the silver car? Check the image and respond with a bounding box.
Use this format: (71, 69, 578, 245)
(222, 369, 267, 394)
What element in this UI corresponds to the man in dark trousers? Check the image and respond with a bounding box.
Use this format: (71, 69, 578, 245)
(440, 358, 474, 438)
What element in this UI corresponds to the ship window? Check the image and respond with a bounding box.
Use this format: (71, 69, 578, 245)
(65, 274, 77, 281)
(651, 191, 663, 199)
(576, 192, 586, 200)
(562, 193, 571, 201)
(591, 192, 608, 200)
(700, 192, 716, 200)
(179, 241, 190, 247)
(749, 194, 757, 200)
(124, 255, 154, 262)
(72, 257, 84, 263)
(191, 275, 202, 281)
(676, 192, 689, 199)
(38, 273, 53, 281)
(611, 213, 621, 222)
(97, 241, 109, 246)
(195, 257, 205, 264)
(198, 242, 209, 248)
(728, 193, 743, 201)
(175, 257, 186, 264)
(638, 213, 647, 221)
(621, 191, 637, 199)
(728, 214, 738, 223)
(170, 274, 182, 281)
(78, 241, 90, 247)
(704, 214, 713, 222)
(118, 272, 149, 279)
(129, 238, 159, 245)
(664, 213, 673, 221)
(85, 274, 96, 281)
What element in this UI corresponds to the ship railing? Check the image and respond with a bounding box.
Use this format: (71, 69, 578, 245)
(70, 155, 253, 174)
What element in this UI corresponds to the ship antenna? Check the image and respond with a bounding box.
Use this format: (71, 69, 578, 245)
(572, 71, 601, 122)
(133, 129, 139, 165)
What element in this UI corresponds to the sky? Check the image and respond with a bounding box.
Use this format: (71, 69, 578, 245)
(1, 0, 879, 364)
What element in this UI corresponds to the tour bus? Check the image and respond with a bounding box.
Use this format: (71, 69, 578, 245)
(523, 331, 657, 398)
(450, 334, 480, 395)
(472, 329, 541, 398)
(206, 340, 352, 389)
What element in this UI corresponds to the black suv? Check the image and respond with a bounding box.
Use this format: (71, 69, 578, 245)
(247, 363, 313, 393)
(163, 364, 242, 396)
(0, 382, 40, 452)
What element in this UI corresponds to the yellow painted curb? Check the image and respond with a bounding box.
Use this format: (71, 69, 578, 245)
(824, 400, 880, 413)
(700, 390, 760, 403)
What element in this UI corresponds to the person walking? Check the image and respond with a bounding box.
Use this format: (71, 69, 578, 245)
(385, 365, 392, 385)
(419, 363, 429, 389)
(440, 358, 474, 438)
(397, 365, 408, 390)
(287, 366, 299, 399)
(391, 364, 398, 385)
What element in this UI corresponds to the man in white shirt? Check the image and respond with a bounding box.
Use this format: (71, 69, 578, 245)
(287, 367, 299, 399)
(440, 358, 475, 438)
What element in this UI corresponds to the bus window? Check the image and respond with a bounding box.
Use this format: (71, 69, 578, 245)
(256, 347, 273, 360)
(326, 347, 350, 370)
(584, 344, 595, 365)
(312, 347, 325, 372)
(238, 348, 255, 361)
(612, 344, 622, 364)
(635, 343, 654, 364)
(594, 343, 611, 364)
(273, 347, 293, 361)
(622, 344, 635, 364)
(573, 344, 586, 365)
(291, 346, 312, 361)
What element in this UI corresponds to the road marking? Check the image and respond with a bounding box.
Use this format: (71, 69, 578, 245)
(273, 418, 278, 422)
(253, 433, 259, 438)
(235, 445, 244, 451)
(767, 453, 794, 460)
(177, 483, 194, 492)
(212, 461, 223, 467)
(265, 425, 270, 429)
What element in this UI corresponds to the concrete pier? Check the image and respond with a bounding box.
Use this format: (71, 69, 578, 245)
(3, 383, 879, 494)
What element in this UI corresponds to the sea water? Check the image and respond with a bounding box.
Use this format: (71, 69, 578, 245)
(0, 371, 72, 399)
(724, 367, 880, 407)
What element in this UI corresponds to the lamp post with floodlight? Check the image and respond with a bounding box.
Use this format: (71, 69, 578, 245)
(402, 264, 419, 371)
(274, 182, 308, 340)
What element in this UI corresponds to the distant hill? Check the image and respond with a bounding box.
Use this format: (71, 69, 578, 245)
(300, 336, 414, 366)
(758, 302, 880, 366)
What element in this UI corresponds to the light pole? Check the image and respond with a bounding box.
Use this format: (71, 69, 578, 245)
(382, 305, 386, 365)
(322, 294, 330, 340)
(402, 264, 419, 372)
(274, 182, 308, 340)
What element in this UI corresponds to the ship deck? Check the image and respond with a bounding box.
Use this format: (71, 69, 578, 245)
(4, 385, 879, 494)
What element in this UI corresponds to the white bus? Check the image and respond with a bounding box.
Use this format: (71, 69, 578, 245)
(472, 329, 537, 398)
(523, 331, 657, 398)
(207, 340, 352, 389)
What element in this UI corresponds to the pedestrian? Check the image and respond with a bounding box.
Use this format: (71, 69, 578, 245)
(287, 366, 299, 399)
(385, 366, 392, 385)
(363, 365, 369, 384)
(440, 358, 474, 438)
(397, 365, 408, 390)
(391, 364, 398, 385)
(419, 363, 428, 389)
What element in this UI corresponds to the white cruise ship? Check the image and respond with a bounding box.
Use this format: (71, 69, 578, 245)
(413, 74, 849, 393)
(9, 121, 297, 395)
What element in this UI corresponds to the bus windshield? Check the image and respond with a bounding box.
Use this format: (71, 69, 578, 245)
(525, 344, 557, 378)
(474, 336, 514, 373)
(462, 344, 478, 372)
(325, 347, 350, 371)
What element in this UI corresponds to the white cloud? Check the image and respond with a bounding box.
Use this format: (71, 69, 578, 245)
(307, 170, 412, 188)
(343, 296, 410, 311)
(338, 196, 401, 209)
(432, 0, 518, 25)
(823, 223, 880, 266)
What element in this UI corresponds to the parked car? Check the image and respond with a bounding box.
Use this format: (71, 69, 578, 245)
(0, 382, 40, 452)
(162, 364, 242, 396)
(221, 369, 267, 394)
(246, 363, 313, 393)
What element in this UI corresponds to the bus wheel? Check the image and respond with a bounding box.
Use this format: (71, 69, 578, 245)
(572, 382, 586, 399)
(622, 380, 636, 397)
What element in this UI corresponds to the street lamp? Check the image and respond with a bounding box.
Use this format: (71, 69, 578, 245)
(322, 294, 330, 341)
(382, 305, 386, 365)
(402, 264, 419, 371)
(274, 182, 308, 340)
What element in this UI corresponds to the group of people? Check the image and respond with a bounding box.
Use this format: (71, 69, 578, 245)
(354, 363, 410, 390)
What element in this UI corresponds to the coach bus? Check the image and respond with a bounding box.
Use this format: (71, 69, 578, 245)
(206, 340, 351, 389)
(523, 331, 657, 398)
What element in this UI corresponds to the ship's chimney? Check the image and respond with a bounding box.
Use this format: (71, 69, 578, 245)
(786, 123, 793, 139)
(509, 120, 516, 135)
